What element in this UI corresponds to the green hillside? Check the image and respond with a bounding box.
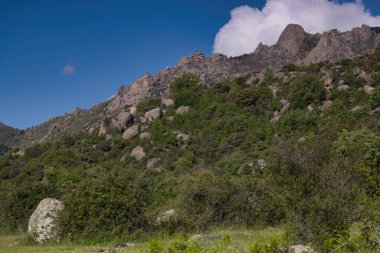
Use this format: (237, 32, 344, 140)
(0, 122, 23, 153)
(0, 50, 379, 252)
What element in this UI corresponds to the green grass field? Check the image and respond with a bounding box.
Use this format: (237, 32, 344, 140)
(0, 228, 285, 253)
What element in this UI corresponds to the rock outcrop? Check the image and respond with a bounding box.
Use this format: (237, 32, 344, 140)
(28, 198, 64, 243)
(4, 24, 380, 149)
(106, 24, 380, 117)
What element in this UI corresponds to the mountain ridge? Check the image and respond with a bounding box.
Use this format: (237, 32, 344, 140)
(4, 23, 380, 148)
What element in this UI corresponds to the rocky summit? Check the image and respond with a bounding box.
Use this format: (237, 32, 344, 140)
(6, 24, 380, 148)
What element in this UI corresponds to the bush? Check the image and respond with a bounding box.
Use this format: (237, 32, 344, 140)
(137, 97, 161, 114)
(277, 110, 317, 136)
(171, 74, 204, 107)
(60, 175, 149, 238)
(0, 183, 57, 231)
(288, 74, 326, 109)
(342, 72, 365, 89)
(228, 88, 259, 107)
(370, 89, 380, 109)
(273, 137, 370, 251)
(228, 86, 273, 113)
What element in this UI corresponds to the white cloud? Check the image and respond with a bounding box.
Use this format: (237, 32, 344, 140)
(63, 64, 76, 74)
(213, 0, 380, 57)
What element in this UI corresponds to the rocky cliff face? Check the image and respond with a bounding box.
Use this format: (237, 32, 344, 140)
(7, 24, 380, 148)
(106, 24, 380, 114)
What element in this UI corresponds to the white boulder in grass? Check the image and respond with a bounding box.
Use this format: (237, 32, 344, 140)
(156, 209, 176, 226)
(28, 198, 64, 243)
(288, 245, 314, 253)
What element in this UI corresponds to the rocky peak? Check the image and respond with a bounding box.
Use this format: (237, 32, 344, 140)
(8, 24, 380, 148)
(276, 24, 309, 55)
(304, 24, 380, 64)
(177, 51, 206, 66)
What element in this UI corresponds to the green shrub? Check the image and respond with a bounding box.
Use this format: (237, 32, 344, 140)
(227, 86, 273, 113)
(330, 89, 350, 108)
(277, 109, 317, 136)
(352, 89, 369, 105)
(342, 73, 365, 89)
(228, 87, 259, 107)
(273, 137, 370, 251)
(370, 89, 380, 109)
(137, 97, 161, 114)
(60, 175, 149, 238)
(171, 74, 204, 108)
(288, 74, 326, 109)
(282, 63, 301, 73)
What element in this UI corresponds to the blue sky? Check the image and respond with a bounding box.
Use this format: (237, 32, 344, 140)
(0, 0, 379, 129)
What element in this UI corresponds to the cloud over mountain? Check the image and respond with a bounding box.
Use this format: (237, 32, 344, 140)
(213, 0, 380, 57)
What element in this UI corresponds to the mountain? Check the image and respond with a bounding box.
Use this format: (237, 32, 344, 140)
(0, 23, 379, 251)
(4, 24, 380, 148)
(0, 122, 23, 153)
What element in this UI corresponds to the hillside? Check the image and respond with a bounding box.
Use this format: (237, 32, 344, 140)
(0, 122, 23, 153)
(7, 24, 380, 148)
(0, 41, 379, 252)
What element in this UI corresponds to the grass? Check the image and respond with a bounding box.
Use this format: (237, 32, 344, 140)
(0, 227, 284, 253)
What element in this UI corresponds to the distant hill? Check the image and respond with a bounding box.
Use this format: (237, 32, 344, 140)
(0, 122, 23, 153)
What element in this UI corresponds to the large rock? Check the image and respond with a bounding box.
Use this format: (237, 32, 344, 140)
(156, 209, 176, 226)
(162, 98, 174, 107)
(176, 106, 190, 115)
(98, 119, 109, 136)
(129, 106, 137, 117)
(145, 108, 162, 122)
(363, 85, 375, 94)
(28, 198, 64, 243)
(130, 146, 145, 161)
(98, 112, 133, 136)
(288, 245, 314, 253)
(140, 132, 151, 141)
(115, 112, 133, 131)
(122, 125, 139, 140)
